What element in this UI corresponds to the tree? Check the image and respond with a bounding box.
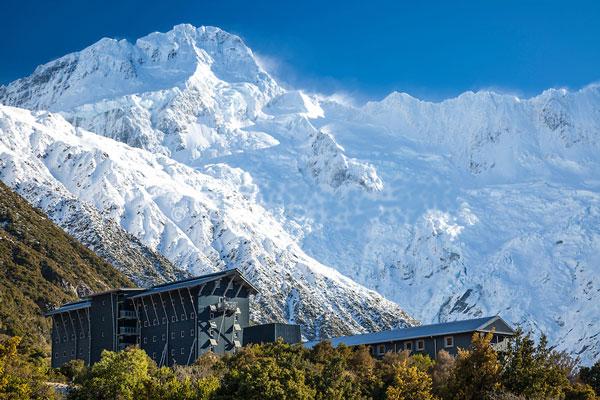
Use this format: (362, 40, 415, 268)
(447, 332, 501, 400)
(59, 359, 88, 385)
(579, 360, 600, 395)
(68, 347, 154, 400)
(431, 350, 455, 399)
(0, 336, 56, 400)
(500, 330, 571, 399)
(384, 359, 436, 400)
(563, 383, 598, 400)
(218, 340, 315, 400)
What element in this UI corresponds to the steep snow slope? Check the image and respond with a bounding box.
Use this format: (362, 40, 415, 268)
(2, 24, 599, 362)
(0, 105, 415, 339)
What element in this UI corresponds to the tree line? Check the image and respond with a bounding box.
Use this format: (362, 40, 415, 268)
(1, 330, 599, 399)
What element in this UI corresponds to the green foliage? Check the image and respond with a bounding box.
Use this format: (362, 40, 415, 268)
(0, 336, 57, 400)
(0, 181, 132, 353)
(500, 330, 571, 399)
(384, 359, 436, 400)
(68, 347, 154, 400)
(564, 383, 598, 400)
(580, 360, 600, 395)
(59, 359, 88, 385)
(218, 339, 315, 400)
(446, 332, 501, 400)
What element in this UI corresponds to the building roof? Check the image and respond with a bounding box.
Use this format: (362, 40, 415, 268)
(45, 300, 92, 316)
(129, 268, 258, 299)
(304, 316, 515, 348)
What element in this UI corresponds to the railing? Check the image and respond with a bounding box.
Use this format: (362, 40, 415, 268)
(119, 310, 137, 319)
(119, 326, 137, 335)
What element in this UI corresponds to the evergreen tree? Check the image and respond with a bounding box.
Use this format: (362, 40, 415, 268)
(447, 332, 501, 400)
(500, 330, 571, 399)
(579, 360, 600, 395)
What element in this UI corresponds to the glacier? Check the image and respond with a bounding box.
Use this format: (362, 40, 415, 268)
(1, 24, 599, 363)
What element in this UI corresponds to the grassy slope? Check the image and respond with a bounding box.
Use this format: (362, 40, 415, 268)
(0, 181, 133, 351)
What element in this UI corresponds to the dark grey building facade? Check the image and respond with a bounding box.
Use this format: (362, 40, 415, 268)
(47, 269, 263, 368)
(304, 316, 516, 359)
(243, 322, 302, 346)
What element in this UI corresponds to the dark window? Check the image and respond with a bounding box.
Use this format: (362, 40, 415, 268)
(80, 332, 85, 339)
(171, 349, 175, 356)
(190, 329, 194, 337)
(71, 334, 76, 340)
(181, 313, 186, 320)
(405, 342, 412, 351)
(153, 319, 158, 326)
(416, 340, 425, 351)
(171, 332, 175, 339)
(101, 332, 104, 338)
(143, 337, 147, 344)
(181, 331, 185, 338)
(152, 336, 157, 343)
(144, 321, 148, 327)
(101, 316, 105, 322)
(444, 336, 454, 348)
(152, 352, 156, 360)
(55, 353, 58, 358)
(181, 348, 185, 355)
(377, 344, 386, 355)
(190, 312, 195, 319)
(171, 316, 177, 322)
(210, 312, 215, 319)
(162, 334, 166, 341)
(162, 317, 167, 324)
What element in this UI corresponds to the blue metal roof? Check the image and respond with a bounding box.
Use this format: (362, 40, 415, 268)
(304, 316, 514, 348)
(45, 300, 92, 316)
(129, 268, 258, 299)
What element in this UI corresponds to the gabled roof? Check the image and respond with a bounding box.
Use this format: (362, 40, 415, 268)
(129, 268, 258, 299)
(304, 316, 515, 348)
(45, 300, 92, 316)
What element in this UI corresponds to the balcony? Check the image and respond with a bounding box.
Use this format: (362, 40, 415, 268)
(118, 326, 137, 336)
(119, 310, 137, 319)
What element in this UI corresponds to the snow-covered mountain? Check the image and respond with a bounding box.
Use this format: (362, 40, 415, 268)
(1, 24, 599, 362)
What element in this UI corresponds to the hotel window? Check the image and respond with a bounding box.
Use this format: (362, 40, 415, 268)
(153, 319, 159, 326)
(210, 312, 215, 319)
(101, 316, 105, 322)
(377, 344, 386, 355)
(162, 317, 167, 324)
(190, 329, 194, 337)
(190, 312, 195, 319)
(181, 313, 186, 320)
(101, 332, 104, 338)
(416, 340, 425, 351)
(71, 334, 76, 340)
(444, 336, 454, 348)
(162, 334, 166, 341)
(80, 332, 85, 339)
(152, 352, 156, 360)
(152, 336, 157, 343)
(63, 351, 66, 357)
(171, 349, 175, 356)
(144, 321, 148, 327)
(181, 330, 185, 338)
(405, 341, 413, 351)
(143, 337, 147, 344)
(171, 332, 176, 339)
(55, 353, 58, 358)
(172, 316, 177, 323)
(181, 348, 185, 355)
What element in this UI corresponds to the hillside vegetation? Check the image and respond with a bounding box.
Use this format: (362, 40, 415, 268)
(0, 181, 132, 351)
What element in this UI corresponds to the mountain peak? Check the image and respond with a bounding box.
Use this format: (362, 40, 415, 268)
(0, 24, 277, 112)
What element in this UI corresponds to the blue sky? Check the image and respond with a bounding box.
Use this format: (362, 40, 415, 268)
(1, 0, 599, 101)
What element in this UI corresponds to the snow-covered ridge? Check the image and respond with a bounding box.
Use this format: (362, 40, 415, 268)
(0, 104, 415, 338)
(2, 24, 600, 363)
